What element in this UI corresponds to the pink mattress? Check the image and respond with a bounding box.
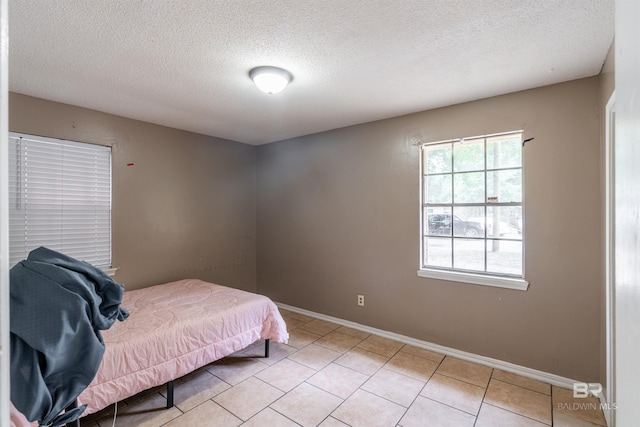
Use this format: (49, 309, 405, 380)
(77, 278, 288, 415)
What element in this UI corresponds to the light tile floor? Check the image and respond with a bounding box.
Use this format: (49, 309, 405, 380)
(81, 310, 607, 427)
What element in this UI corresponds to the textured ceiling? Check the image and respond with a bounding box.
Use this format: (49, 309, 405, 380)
(9, 1, 614, 145)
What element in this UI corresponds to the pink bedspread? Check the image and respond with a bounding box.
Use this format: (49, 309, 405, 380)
(77, 279, 288, 415)
(10, 403, 36, 427)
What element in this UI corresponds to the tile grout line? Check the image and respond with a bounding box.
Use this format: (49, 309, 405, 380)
(490, 376, 552, 397)
(393, 352, 444, 426)
(470, 366, 494, 427)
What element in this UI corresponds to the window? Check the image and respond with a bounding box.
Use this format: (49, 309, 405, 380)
(8, 132, 112, 269)
(418, 131, 528, 290)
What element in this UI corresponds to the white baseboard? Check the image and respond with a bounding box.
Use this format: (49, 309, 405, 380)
(277, 302, 581, 390)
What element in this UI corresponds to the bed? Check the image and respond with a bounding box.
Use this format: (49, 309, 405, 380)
(78, 278, 289, 415)
(11, 278, 288, 426)
(10, 247, 288, 426)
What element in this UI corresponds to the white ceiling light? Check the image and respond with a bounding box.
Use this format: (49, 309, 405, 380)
(249, 66, 293, 94)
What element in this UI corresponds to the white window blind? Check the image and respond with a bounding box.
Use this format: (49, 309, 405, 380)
(8, 132, 112, 268)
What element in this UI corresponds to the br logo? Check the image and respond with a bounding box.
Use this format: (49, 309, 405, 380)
(573, 382, 602, 398)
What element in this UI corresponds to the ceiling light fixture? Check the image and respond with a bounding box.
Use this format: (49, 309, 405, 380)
(249, 66, 293, 94)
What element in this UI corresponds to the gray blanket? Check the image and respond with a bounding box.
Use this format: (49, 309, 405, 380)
(10, 247, 128, 427)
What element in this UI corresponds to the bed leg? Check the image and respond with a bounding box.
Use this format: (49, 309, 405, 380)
(166, 380, 174, 409)
(64, 399, 80, 427)
(265, 339, 270, 358)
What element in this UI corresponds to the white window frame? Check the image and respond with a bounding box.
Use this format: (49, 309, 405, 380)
(417, 131, 529, 291)
(8, 132, 113, 271)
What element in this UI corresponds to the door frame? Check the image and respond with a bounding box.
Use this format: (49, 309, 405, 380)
(604, 91, 616, 426)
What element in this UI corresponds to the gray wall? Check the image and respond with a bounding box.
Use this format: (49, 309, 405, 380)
(257, 77, 603, 381)
(9, 93, 257, 292)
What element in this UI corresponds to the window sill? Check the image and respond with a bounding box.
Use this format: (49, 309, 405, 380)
(102, 267, 119, 277)
(417, 269, 529, 291)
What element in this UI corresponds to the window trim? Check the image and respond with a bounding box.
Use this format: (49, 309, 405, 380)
(102, 267, 119, 277)
(417, 130, 528, 291)
(417, 268, 529, 290)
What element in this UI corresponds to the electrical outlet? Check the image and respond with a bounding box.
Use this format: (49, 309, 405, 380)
(357, 295, 364, 306)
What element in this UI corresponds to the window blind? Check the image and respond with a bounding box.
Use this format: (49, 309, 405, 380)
(8, 133, 112, 268)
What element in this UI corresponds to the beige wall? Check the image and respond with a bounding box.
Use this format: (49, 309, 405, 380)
(9, 93, 257, 292)
(257, 77, 603, 381)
